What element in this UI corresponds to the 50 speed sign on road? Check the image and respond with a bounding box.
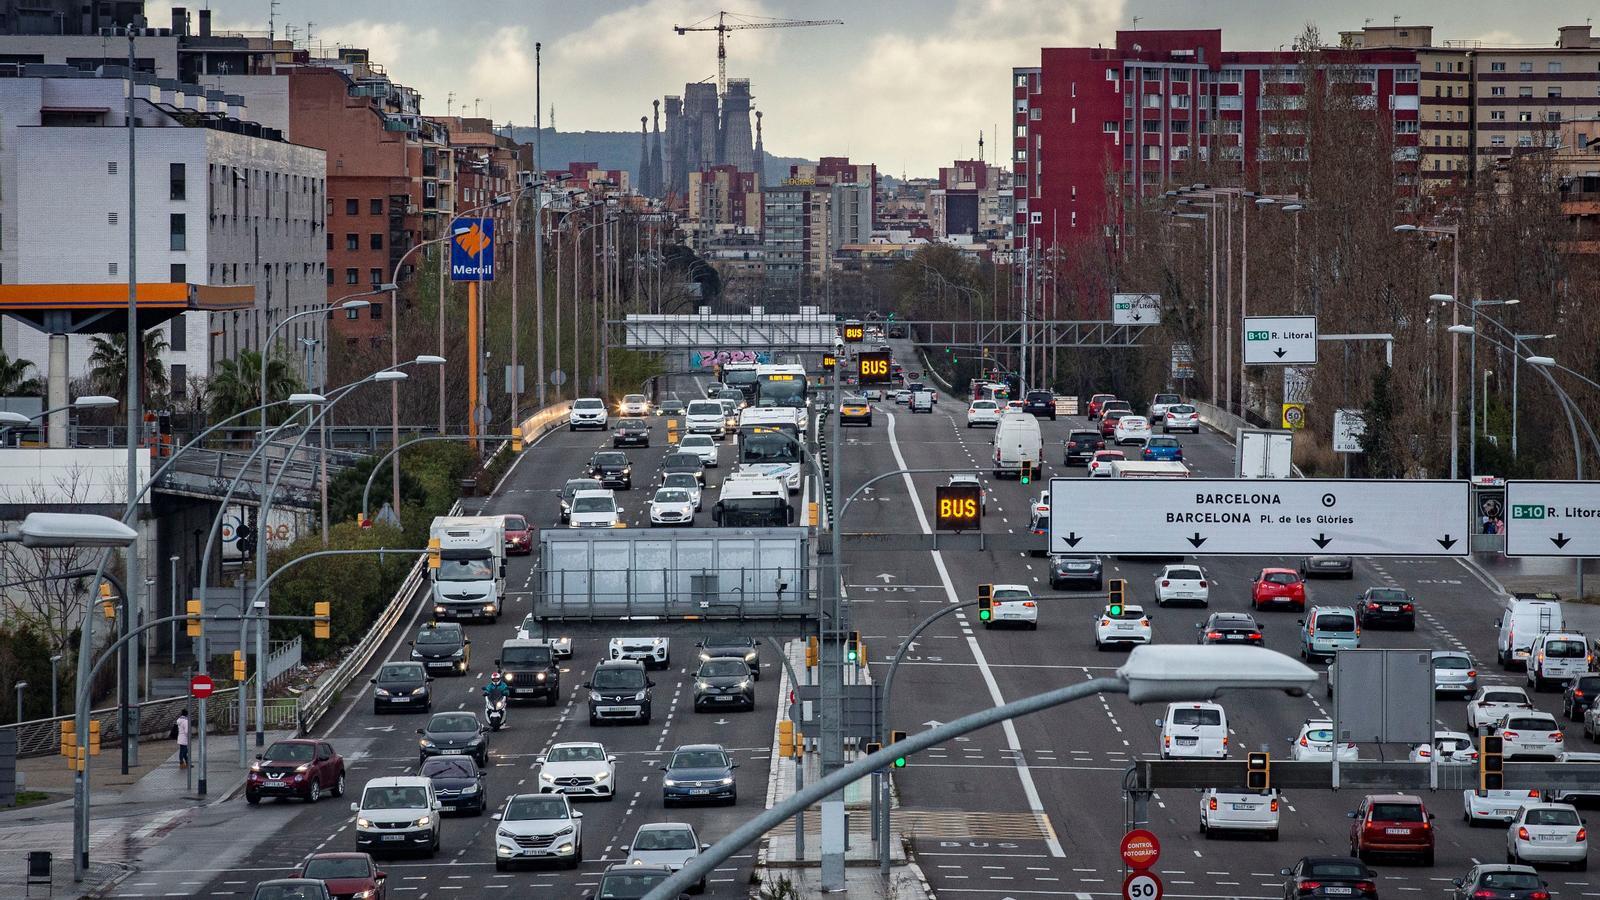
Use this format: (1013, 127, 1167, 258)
(1123, 871, 1163, 900)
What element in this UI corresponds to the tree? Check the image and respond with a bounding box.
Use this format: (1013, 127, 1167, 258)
(209, 349, 306, 425)
(0, 350, 42, 397)
(1359, 367, 1403, 477)
(87, 330, 169, 409)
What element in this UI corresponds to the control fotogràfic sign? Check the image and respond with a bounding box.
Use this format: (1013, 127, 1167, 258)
(857, 351, 892, 385)
(1505, 481, 1600, 557)
(1046, 478, 1470, 557)
(1243, 315, 1317, 365)
(935, 484, 982, 532)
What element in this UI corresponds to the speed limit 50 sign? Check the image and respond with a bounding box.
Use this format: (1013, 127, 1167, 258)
(1123, 871, 1163, 900)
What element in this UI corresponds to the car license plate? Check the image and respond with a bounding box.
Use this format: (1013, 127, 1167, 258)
(382, 834, 405, 842)
(1324, 888, 1352, 896)
(1231, 803, 1256, 811)
(690, 788, 710, 795)
(598, 706, 626, 713)
(265, 780, 285, 788)
(1385, 828, 1410, 835)
(1537, 834, 1563, 842)
(1382, 605, 1399, 612)
(1176, 737, 1196, 745)
(1226, 634, 1243, 640)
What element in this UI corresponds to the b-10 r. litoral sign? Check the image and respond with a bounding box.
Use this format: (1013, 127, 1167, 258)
(1505, 480, 1600, 557)
(1046, 478, 1470, 557)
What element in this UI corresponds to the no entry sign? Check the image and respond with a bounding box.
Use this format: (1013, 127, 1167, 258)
(190, 674, 214, 699)
(1120, 828, 1161, 870)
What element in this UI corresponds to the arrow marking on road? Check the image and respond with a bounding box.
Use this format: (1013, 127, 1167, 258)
(1187, 532, 1207, 548)
(1312, 533, 1332, 549)
(1437, 534, 1457, 549)
(364, 725, 395, 733)
(875, 573, 897, 583)
(1552, 533, 1572, 549)
(713, 718, 730, 726)
(1062, 532, 1083, 548)
(923, 719, 944, 728)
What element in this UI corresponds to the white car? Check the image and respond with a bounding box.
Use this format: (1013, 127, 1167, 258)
(684, 400, 727, 437)
(516, 615, 571, 659)
(1113, 415, 1152, 446)
(568, 397, 608, 431)
(1497, 710, 1565, 759)
(649, 487, 696, 527)
(1464, 788, 1543, 826)
(1467, 686, 1535, 734)
(661, 472, 703, 511)
(1162, 404, 1201, 433)
(985, 584, 1038, 630)
(1410, 730, 1479, 765)
(493, 793, 584, 871)
(1289, 718, 1359, 762)
(619, 394, 650, 416)
(893, 389, 912, 404)
(1154, 564, 1209, 607)
(1088, 449, 1125, 477)
(1508, 802, 1589, 868)
(609, 636, 671, 670)
(1199, 789, 1280, 839)
(966, 400, 1002, 428)
(678, 434, 720, 468)
(353, 775, 441, 857)
(567, 489, 623, 529)
(1094, 603, 1152, 650)
(946, 473, 986, 513)
(624, 822, 707, 891)
(536, 742, 617, 800)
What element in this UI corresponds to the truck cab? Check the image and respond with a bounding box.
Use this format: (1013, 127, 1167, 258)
(429, 515, 507, 623)
(713, 473, 792, 527)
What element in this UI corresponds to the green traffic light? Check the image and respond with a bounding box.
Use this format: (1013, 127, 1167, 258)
(847, 647, 859, 663)
(1020, 474, 1030, 485)
(893, 756, 906, 768)
(1109, 604, 1123, 617)
(978, 608, 992, 621)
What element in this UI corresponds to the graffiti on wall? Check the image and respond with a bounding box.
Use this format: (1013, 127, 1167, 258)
(689, 350, 772, 369)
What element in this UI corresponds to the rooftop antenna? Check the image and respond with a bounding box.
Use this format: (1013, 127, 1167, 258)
(1132, 15, 1141, 29)
(473, 97, 481, 117)
(978, 129, 985, 164)
(268, 0, 281, 73)
(307, 22, 315, 46)
(447, 91, 454, 117)
(1393, 15, 1400, 27)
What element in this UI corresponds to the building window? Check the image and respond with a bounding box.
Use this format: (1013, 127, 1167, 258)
(1548, 61, 1563, 73)
(345, 233, 359, 251)
(1519, 112, 1534, 122)
(1491, 86, 1506, 97)
(1490, 62, 1506, 72)
(108, 261, 117, 276)
(345, 198, 358, 216)
(1548, 111, 1562, 122)
(1491, 135, 1506, 146)
(369, 302, 383, 320)
(171, 364, 186, 396)
(370, 199, 383, 215)
(1518, 135, 1533, 147)
(169, 163, 185, 201)
(170, 263, 185, 283)
(1171, 94, 1191, 109)
(1015, 124, 1027, 138)
(1029, 108, 1041, 120)
(108, 212, 118, 225)
(1548, 86, 1562, 98)
(1105, 67, 1116, 81)
(1015, 74, 1027, 87)
(1519, 86, 1533, 97)
(169, 214, 185, 250)
(1143, 94, 1161, 108)
(1519, 61, 1533, 73)
(369, 268, 382, 285)
(1395, 120, 1418, 133)
(1433, 61, 1441, 72)
(1490, 110, 1507, 120)
(370, 233, 383, 250)
(326, 268, 334, 285)
(1171, 119, 1189, 134)
(1143, 119, 1161, 133)
(345, 267, 358, 285)
(1103, 121, 1118, 133)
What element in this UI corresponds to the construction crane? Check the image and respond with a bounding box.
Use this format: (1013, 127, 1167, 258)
(674, 10, 844, 96)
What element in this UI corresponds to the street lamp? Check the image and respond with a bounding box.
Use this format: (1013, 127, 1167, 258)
(0, 512, 139, 549)
(1511, 335, 1557, 458)
(14, 682, 26, 724)
(1468, 298, 1519, 477)
(0, 394, 120, 439)
(1484, 369, 1494, 437)
(1399, 221, 1465, 478)
(50, 654, 62, 719)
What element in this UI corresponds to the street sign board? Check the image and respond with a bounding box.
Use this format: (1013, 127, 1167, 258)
(857, 351, 892, 385)
(935, 484, 982, 532)
(1280, 403, 1306, 430)
(1170, 342, 1195, 380)
(842, 324, 865, 343)
(1046, 478, 1471, 557)
(822, 353, 837, 371)
(1332, 649, 1433, 744)
(449, 217, 495, 282)
(1243, 315, 1317, 365)
(1505, 480, 1600, 557)
(190, 674, 214, 699)
(1124, 871, 1163, 900)
(1119, 828, 1160, 869)
(1333, 408, 1367, 454)
(1112, 293, 1161, 326)
(1282, 366, 1313, 404)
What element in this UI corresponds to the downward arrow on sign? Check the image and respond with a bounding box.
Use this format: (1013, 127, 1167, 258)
(1273, 348, 1287, 359)
(1312, 533, 1332, 549)
(1437, 534, 1458, 550)
(1187, 533, 1207, 548)
(1552, 533, 1572, 549)
(1062, 532, 1083, 548)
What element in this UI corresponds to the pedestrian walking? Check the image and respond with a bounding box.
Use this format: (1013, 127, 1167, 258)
(175, 709, 191, 768)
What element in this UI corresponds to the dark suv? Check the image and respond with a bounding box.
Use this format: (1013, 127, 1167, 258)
(497, 639, 560, 706)
(409, 621, 470, 676)
(1023, 390, 1056, 419)
(588, 451, 633, 489)
(1063, 430, 1104, 466)
(585, 660, 654, 725)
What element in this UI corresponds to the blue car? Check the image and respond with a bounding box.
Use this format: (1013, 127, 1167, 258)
(661, 744, 737, 806)
(1143, 436, 1184, 461)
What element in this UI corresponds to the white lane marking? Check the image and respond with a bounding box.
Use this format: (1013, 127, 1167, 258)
(885, 409, 1066, 859)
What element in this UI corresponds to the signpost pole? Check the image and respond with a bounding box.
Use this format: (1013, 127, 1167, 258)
(468, 279, 479, 447)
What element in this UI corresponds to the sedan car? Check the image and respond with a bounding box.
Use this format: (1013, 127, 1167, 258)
(588, 451, 633, 489)
(417, 712, 487, 767)
(986, 584, 1038, 629)
(1049, 555, 1103, 591)
(558, 478, 603, 523)
(1280, 857, 1379, 900)
(612, 418, 650, 448)
(692, 658, 756, 712)
(1023, 390, 1057, 419)
(1142, 435, 1183, 461)
(659, 452, 705, 487)
(654, 398, 686, 417)
(892, 389, 911, 404)
(292, 853, 385, 900)
(1433, 650, 1478, 696)
(492, 793, 584, 871)
(1162, 404, 1201, 433)
(1508, 803, 1588, 869)
(1468, 686, 1535, 735)
(1197, 612, 1263, 646)
(246, 739, 346, 805)
(624, 823, 707, 893)
(371, 661, 431, 714)
(649, 487, 696, 527)
(1410, 731, 1479, 765)
(1450, 864, 1551, 900)
(1093, 603, 1152, 650)
(966, 400, 1002, 427)
(1087, 449, 1125, 477)
(1252, 568, 1307, 611)
(678, 434, 719, 468)
(839, 396, 873, 426)
(1154, 564, 1209, 607)
(619, 394, 650, 416)
(661, 472, 703, 511)
(251, 880, 332, 900)
(661, 744, 737, 806)
(1063, 430, 1104, 466)
(536, 742, 616, 800)
(421, 754, 486, 816)
(1358, 587, 1416, 629)
(1291, 718, 1360, 762)
(1300, 555, 1355, 580)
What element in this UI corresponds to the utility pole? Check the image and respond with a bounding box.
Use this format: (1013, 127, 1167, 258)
(534, 43, 547, 410)
(820, 357, 846, 890)
(122, 20, 143, 773)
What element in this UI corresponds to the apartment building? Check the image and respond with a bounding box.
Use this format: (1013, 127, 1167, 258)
(761, 182, 827, 303)
(789, 157, 878, 225)
(687, 165, 761, 238)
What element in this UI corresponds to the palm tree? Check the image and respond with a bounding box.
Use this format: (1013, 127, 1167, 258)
(209, 349, 305, 425)
(87, 330, 168, 409)
(0, 351, 42, 397)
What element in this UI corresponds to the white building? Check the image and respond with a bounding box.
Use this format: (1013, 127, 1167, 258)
(0, 67, 327, 396)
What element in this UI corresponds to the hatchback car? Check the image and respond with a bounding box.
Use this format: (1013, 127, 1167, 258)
(1142, 435, 1183, 461)
(588, 451, 633, 489)
(421, 754, 486, 816)
(1086, 393, 1118, 420)
(1063, 430, 1104, 465)
(1468, 686, 1536, 735)
(1291, 718, 1360, 762)
(1563, 674, 1600, 721)
(1253, 568, 1307, 611)
(418, 712, 487, 766)
(693, 658, 756, 711)
(1023, 390, 1057, 419)
(292, 853, 385, 900)
(1433, 650, 1479, 696)
(569, 397, 609, 430)
(1450, 864, 1551, 900)
(1094, 603, 1152, 650)
(985, 584, 1039, 629)
(612, 418, 650, 448)
(1280, 858, 1379, 900)
(1154, 564, 1208, 606)
(502, 514, 532, 555)
(1087, 449, 1125, 477)
(1348, 794, 1435, 865)
(1410, 731, 1479, 766)
(1498, 711, 1565, 760)
(619, 394, 650, 416)
(558, 478, 602, 523)
(492, 793, 584, 870)
(1465, 789, 1546, 826)
(1197, 612, 1263, 646)
(1508, 803, 1588, 869)
(659, 452, 706, 486)
(536, 742, 617, 800)
(371, 661, 432, 714)
(246, 739, 346, 805)
(624, 823, 707, 893)
(1358, 587, 1416, 630)
(649, 487, 696, 527)
(1162, 404, 1201, 433)
(966, 399, 1001, 427)
(678, 434, 719, 468)
(1050, 555, 1103, 590)
(1300, 606, 1361, 662)
(661, 744, 737, 806)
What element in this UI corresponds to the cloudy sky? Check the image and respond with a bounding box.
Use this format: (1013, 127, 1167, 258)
(161, 1, 1599, 175)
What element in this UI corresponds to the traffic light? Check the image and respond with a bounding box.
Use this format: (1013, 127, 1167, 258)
(237, 514, 256, 557)
(1480, 734, 1505, 791)
(1020, 459, 1034, 485)
(977, 584, 993, 622)
(511, 426, 524, 453)
(60, 720, 74, 761)
(88, 719, 101, 756)
(99, 581, 116, 620)
(806, 635, 819, 668)
(186, 599, 203, 637)
(778, 719, 802, 758)
(853, 638, 868, 667)
(232, 649, 246, 681)
(846, 631, 861, 664)
(427, 537, 442, 570)
(808, 502, 819, 527)
(1247, 751, 1271, 791)
(865, 740, 883, 755)
(313, 601, 332, 640)
(1108, 579, 1127, 617)
(890, 730, 908, 768)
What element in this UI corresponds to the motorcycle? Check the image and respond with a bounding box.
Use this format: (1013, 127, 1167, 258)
(484, 693, 507, 731)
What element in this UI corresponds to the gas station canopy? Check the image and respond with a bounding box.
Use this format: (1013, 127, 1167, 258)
(0, 283, 255, 335)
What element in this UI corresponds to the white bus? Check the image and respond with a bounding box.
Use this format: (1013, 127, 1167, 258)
(1108, 460, 1191, 479)
(755, 363, 809, 410)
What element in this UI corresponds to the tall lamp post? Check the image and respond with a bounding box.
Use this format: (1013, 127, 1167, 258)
(1395, 223, 1461, 478)
(1468, 299, 1519, 477)
(1511, 333, 1556, 459)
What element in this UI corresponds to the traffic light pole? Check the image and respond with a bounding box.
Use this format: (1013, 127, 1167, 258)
(820, 361, 846, 890)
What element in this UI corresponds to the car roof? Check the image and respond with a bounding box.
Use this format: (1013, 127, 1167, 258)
(550, 741, 606, 750)
(595, 658, 646, 669)
(1209, 613, 1254, 623)
(1311, 605, 1357, 614)
(572, 489, 614, 500)
(672, 743, 727, 753)
(1260, 567, 1298, 574)
(304, 851, 370, 860)
(363, 775, 432, 788)
(636, 821, 694, 832)
(1364, 793, 1422, 803)
(992, 584, 1031, 592)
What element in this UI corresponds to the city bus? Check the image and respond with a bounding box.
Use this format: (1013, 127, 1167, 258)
(720, 362, 761, 404)
(755, 363, 809, 410)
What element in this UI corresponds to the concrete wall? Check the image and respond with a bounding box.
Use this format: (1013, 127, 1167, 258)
(0, 447, 150, 505)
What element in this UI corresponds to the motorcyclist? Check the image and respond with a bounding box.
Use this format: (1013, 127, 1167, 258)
(482, 671, 510, 701)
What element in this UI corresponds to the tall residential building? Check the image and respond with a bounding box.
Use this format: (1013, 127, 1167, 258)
(688, 165, 761, 239)
(828, 183, 872, 254)
(762, 182, 828, 303)
(931, 159, 1012, 238)
(790, 156, 878, 225)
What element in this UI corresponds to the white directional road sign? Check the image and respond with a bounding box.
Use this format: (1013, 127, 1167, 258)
(1112, 293, 1161, 326)
(1047, 478, 1470, 557)
(1243, 315, 1318, 365)
(1505, 480, 1600, 557)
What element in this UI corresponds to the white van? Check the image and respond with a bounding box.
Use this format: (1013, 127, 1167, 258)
(991, 413, 1043, 479)
(685, 400, 728, 438)
(1527, 632, 1591, 691)
(1157, 701, 1229, 759)
(1497, 598, 1564, 670)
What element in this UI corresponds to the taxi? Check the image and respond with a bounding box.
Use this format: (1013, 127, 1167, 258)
(839, 395, 873, 426)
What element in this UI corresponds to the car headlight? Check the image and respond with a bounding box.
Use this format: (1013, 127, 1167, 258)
(503, 672, 515, 683)
(352, 890, 376, 899)
(356, 816, 373, 828)
(414, 815, 433, 827)
(462, 784, 479, 794)
(553, 825, 574, 837)
(409, 650, 422, 660)
(696, 681, 710, 690)
(594, 770, 611, 781)
(411, 686, 428, 696)
(536, 672, 547, 682)
(451, 649, 464, 658)
(736, 680, 750, 690)
(717, 776, 735, 785)
(539, 770, 556, 782)
(469, 736, 485, 747)
(374, 687, 391, 697)
(295, 763, 312, 773)
(420, 739, 435, 749)
(699, 652, 711, 661)
(634, 691, 647, 701)
(663, 778, 679, 787)
(744, 651, 758, 661)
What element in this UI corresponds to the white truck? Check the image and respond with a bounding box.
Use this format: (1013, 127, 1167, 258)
(713, 472, 793, 527)
(429, 515, 507, 623)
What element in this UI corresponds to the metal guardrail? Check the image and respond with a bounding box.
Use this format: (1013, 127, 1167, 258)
(265, 636, 302, 688)
(214, 696, 301, 732)
(0, 687, 243, 758)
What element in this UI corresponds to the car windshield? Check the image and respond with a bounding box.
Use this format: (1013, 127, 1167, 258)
(1148, 437, 1178, 447)
(699, 660, 749, 677)
(634, 827, 696, 851)
(504, 516, 527, 531)
(1169, 405, 1195, 414)
(301, 858, 370, 879)
(263, 742, 314, 762)
(1505, 716, 1553, 730)
(617, 419, 646, 430)
(664, 454, 700, 469)
(598, 873, 668, 898)
(575, 399, 603, 410)
(682, 436, 713, 447)
(655, 490, 690, 504)
(972, 401, 996, 410)
(501, 646, 552, 667)
(504, 796, 569, 820)
(663, 474, 698, 491)
(593, 453, 627, 466)
(625, 395, 646, 404)
(421, 757, 477, 778)
(1367, 588, 1407, 602)
(1316, 614, 1356, 632)
(415, 627, 460, 645)
(592, 668, 646, 691)
(379, 663, 424, 681)
(562, 480, 600, 500)
(1170, 708, 1222, 727)
(1108, 606, 1144, 620)
(1527, 807, 1581, 826)
(436, 557, 493, 582)
(688, 402, 723, 415)
(428, 713, 478, 734)
(670, 750, 729, 769)
(362, 786, 428, 810)
(1434, 656, 1470, 670)
(1371, 803, 1426, 822)
(1481, 872, 1541, 890)
(1304, 861, 1368, 878)
(1167, 568, 1203, 580)
(1545, 640, 1586, 657)
(571, 497, 615, 514)
(1264, 572, 1300, 585)
(547, 745, 607, 763)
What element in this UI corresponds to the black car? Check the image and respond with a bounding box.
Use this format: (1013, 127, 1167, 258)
(698, 636, 760, 680)
(1562, 674, 1600, 720)
(421, 754, 486, 816)
(371, 661, 432, 713)
(656, 399, 686, 417)
(409, 621, 470, 676)
(1280, 857, 1378, 900)
(589, 451, 633, 489)
(594, 864, 678, 900)
(1197, 612, 1264, 646)
(1451, 864, 1549, 900)
(692, 658, 756, 712)
(1023, 390, 1056, 419)
(1357, 587, 1416, 630)
(1049, 555, 1103, 590)
(1063, 430, 1104, 466)
(660, 452, 706, 486)
(661, 744, 737, 806)
(559, 478, 602, 523)
(497, 639, 560, 706)
(417, 711, 488, 766)
(586, 660, 654, 725)
(612, 418, 651, 448)
(1300, 555, 1355, 579)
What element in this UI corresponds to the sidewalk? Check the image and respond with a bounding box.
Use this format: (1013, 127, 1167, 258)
(0, 727, 294, 898)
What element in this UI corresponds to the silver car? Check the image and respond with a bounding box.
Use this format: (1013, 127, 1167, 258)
(1432, 650, 1477, 695)
(624, 822, 708, 893)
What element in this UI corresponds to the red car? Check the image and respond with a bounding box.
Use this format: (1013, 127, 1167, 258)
(1252, 568, 1307, 611)
(1099, 410, 1130, 438)
(1087, 393, 1117, 420)
(503, 514, 532, 556)
(246, 739, 345, 804)
(1348, 794, 1434, 865)
(294, 852, 387, 900)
